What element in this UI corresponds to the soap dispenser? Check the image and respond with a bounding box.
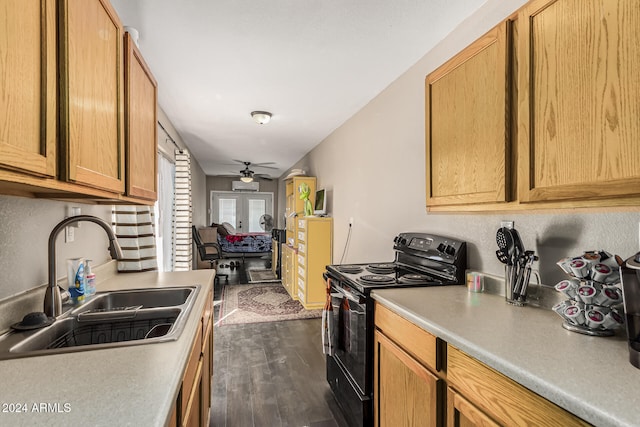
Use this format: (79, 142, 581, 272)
(84, 259, 96, 296)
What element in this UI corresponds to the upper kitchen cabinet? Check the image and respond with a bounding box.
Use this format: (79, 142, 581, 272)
(518, 0, 640, 204)
(124, 32, 158, 201)
(0, 0, 57, 178)
(58, 0, 125, 194)
(425, 21, 511, 208)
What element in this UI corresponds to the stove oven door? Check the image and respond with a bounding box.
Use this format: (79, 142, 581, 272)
(330, 283, 368, 395)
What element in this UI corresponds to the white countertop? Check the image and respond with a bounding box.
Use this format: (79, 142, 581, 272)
(372, 286, 640, 427)
(0, 269, 214, 427)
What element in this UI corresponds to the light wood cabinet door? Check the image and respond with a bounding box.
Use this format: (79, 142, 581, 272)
(124, 32, 157, 201)
(200, 308, 213, 424)
(374, 330, 441, 427)
(0, 0, 57, 177)
(448, 345, 588, 426)
(59, 0, 124, 193)
(518, 0, 640, 203)
(425, 21, 511, 207)
(447, 387, 499, 427)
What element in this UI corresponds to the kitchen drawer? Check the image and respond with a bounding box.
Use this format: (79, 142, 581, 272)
(298, 289, 304, 301)
(447, 345, 588, 426)
(298, 277, 305, 291)
(298, 219, 306, 229)
(298, 266, 305, 278)
(297, 254, 305, 266)
(375, 302, 441, 372)
(298, 242, 306, 254)
(298, 231, 305, 242)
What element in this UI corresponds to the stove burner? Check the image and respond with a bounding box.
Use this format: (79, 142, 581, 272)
(357, 274, 396, 285)
(337, 265, 364, 274)
(366, 263, 396, 275)
(398, 273, 431, 284)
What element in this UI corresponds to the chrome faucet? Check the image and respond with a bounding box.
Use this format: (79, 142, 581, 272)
(44, 215, 124, 318)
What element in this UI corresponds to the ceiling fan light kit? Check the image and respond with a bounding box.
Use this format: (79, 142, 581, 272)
(251, 111, 272, 125)
(240, 175, 253, 183)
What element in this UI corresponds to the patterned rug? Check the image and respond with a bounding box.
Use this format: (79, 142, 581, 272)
(217, 283, 322, 326)
(247, 268, 280, 283)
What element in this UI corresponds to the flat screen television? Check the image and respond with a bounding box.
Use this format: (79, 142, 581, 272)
(313, 188, 327, 216)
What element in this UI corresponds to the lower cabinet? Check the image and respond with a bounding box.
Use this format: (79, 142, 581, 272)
(374, 304, 444, 427)
(374, 331, 440, 427)
(169, 288, 214, 427)
(447, 346, 588, 427)
(447, 387, 499, 427)
(374, 302, 588, 427)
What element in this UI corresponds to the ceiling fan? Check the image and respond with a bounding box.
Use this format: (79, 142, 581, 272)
(234, 160, 277, 182)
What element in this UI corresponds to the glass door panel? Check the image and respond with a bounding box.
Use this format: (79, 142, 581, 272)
(211, 191, 273, 233)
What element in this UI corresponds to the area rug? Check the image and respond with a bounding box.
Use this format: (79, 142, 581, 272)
(217, 283, 322, 326)
(247, 268, 280, 283)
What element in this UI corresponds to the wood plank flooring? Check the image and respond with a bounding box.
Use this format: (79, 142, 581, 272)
(209, 257, 349, 427)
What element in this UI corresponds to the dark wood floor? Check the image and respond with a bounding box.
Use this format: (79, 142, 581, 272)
(209, 257, 349, 427)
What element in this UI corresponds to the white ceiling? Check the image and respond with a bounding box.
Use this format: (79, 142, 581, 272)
(111, 0, 487, 179)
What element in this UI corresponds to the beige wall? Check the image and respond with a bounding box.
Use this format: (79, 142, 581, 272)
(279, 0, 640, 286)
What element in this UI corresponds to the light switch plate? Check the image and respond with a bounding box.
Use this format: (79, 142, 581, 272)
(65, 225, 74, 243)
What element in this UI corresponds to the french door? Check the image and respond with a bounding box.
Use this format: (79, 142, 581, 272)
(210, 191, 273, 233)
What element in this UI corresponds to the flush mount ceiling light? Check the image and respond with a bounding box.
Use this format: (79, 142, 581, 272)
(251, 111, 272, 125)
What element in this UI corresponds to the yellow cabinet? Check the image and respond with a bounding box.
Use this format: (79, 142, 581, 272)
(282, 243, 298, 300)
(425, 21, 511, 208)
(124, 31, 158, 201)
(296, 217, 332, 309)
(59, 0, 125, 194)
(517, 0, 640, 204)
(284, 176, 316, 245)
(0, 0, 57, 178)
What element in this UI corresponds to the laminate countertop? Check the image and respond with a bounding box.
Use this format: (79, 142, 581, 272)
(0, 269, 215, 427)
(372, 286, 640, 427)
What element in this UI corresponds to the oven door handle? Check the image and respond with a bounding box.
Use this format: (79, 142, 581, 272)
(331, 286, 365, 304)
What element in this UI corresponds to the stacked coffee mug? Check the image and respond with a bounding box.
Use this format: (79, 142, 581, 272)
(553, 250, 625, 336)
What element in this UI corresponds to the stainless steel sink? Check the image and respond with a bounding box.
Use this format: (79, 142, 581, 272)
(75, 287, 195, 313)
(0, 285, 200, 360)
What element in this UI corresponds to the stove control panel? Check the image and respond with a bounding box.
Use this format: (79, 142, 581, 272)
(394, 232, 465, 263)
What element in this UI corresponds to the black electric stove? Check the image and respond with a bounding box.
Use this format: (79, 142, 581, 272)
(324, 232, 466, 427)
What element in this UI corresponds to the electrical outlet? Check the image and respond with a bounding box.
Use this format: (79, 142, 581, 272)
(500, 220, 514, 229)
(349, 217, 354, 226)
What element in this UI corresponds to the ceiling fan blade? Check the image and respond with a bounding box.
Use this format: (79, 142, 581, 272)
(254, 174, 273, 181)
(231, 159, 278, 170)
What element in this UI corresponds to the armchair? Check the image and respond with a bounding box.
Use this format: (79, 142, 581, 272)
(192, 225, 229, 286)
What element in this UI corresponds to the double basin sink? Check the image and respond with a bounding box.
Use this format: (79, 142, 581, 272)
(0, 285, 200, 360)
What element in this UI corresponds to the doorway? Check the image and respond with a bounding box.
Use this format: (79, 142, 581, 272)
(210, 191, 273, 233)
